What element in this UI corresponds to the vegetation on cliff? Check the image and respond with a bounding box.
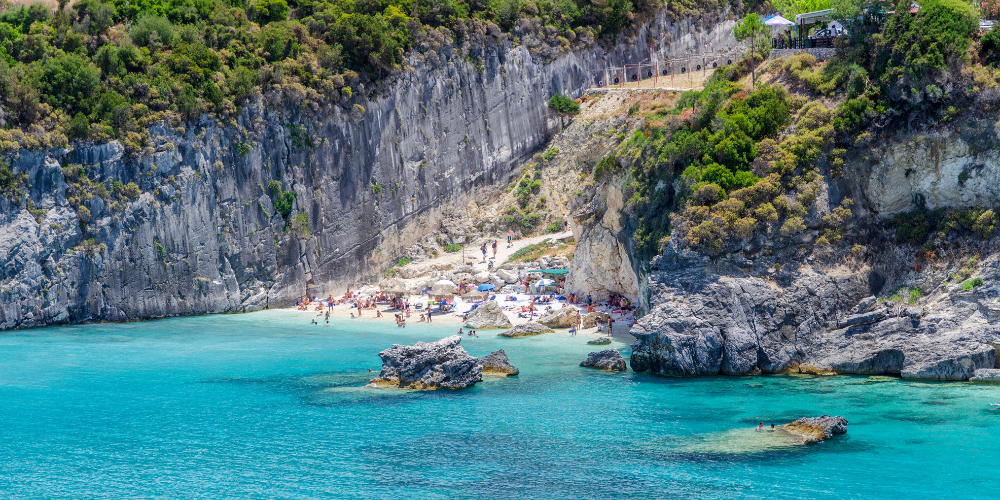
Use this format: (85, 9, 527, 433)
(607, 0, 998, 260)
(0, 0, 686, 153)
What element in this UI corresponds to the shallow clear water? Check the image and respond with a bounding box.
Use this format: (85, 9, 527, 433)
(2, 311, 999, 499)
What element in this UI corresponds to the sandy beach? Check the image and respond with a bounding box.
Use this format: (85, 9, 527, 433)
(288, 293, 637, 341)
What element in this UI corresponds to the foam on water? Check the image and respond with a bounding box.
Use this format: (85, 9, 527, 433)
(1, 310, 999, 499)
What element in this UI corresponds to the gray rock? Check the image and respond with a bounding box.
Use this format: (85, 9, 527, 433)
(587, 337, 612, 345)
(496, 268, 519, 283)
(498, 322, 554, 337)
(580, 349, 627, 371)
(969, 368, 1000, 383)
(369, 336, 482, 389)
(464, 301, 512, 329)
(784, 416, 848, 444)
(850, 296, 878, 314)
(839, 310, 886, 328)
(630, 245, 1000, 380)
(538, 306, 581, 329)
(479, 349, 519, 376)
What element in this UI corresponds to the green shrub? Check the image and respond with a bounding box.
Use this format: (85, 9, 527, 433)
(397, 257, 411, 267)
(961, 278, 984, 291)
(443, 244, 461, 252)
(548, 94, 580, 115)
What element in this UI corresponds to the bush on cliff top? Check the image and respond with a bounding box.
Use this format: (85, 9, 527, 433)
(0, 0, 669, 152)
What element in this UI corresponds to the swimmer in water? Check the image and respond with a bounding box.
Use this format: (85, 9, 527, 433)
(755, 422, 763, 432)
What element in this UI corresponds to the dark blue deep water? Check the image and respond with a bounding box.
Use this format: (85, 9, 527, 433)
(2, 310, 998, 499)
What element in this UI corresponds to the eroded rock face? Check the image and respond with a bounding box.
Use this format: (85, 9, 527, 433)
(464, 301, 512, 329)
(479, 349, 519, 376)
(538, 306, 581, 329)
(784, 416, 848, 444)
(566, 182, 640, 303)
(580, 349, 627, 371)
(864, 123, 1000, 215)
(369, 336, 482, 389)
(629, 244, 1000, 380)
(498, 322, 554, 337)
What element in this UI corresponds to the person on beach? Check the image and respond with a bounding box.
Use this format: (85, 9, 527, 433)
(492, 240, 497, 259)
(507, 229, 514, 248)
(375, 309, 382, 318)
(325, 310, 330, 325)
(756, 422, 764, 432)
(350, 313, 355, 319)
(481, 242, 487, 262)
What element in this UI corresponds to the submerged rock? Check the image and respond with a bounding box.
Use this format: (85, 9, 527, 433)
(580, 350, 627, 371)
(498, 322, 554, 337)
(784, 416, 848, 444)
(369, 336, 482, 389)
(464, 301, 512, 329)
(538, 306, 581, 329)
(479, 349, 519, 376)
(587, 337, 612, 345)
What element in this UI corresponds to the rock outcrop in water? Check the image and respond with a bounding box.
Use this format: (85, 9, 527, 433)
(464, 301, 512, 329)
(784, 416, 848, 444)
(969, 368, 1000, 383)
(479, 349, 519, 376)
(369, 336, 482, 389)
(580, 350, 627, 371)
(498, 322, 554, 337)
(628, 242, 1000, 380)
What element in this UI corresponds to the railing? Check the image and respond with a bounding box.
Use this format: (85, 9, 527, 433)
(771, 37, 841, 49)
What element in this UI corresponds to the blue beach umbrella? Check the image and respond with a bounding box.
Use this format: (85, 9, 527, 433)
(477, 284, 496, 292)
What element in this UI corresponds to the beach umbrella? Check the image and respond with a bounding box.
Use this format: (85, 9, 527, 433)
(380, 278, 408, 296)
(763, 14, 794, 26)
(477, 283, 495, 292)
(432, 279, 457, 294)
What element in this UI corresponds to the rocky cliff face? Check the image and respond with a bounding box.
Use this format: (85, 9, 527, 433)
(629, 215, 1000, 381)
(0, 11, 739, 329)
(860, 120, 1000, 215)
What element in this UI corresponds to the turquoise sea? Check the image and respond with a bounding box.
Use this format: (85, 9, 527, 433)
(1, 310, 999, 499)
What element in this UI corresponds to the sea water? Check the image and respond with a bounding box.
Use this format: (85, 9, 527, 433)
(1, 310, 998, 499)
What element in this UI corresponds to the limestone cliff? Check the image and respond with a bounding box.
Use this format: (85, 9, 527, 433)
(0, 10, 739, 329)
(628, 121, 1000, 380)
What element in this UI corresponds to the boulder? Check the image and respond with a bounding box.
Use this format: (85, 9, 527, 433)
(496, 268, 519, 283)
(587, 337, 612, 345)
(475, 271, 492, 283)
(368, 336, 482, 389)
(490, 275, 506, 289)
(784, 416, 849, 444)
(538, 306, 581, 329)
(969, 368, 1000, 383)
(498, 322, 554, 337)
(580, 350, 627, 371)
(464, 301, 512, 329)
(583, 311, 611, 329)
(479, 349, 519, 376)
